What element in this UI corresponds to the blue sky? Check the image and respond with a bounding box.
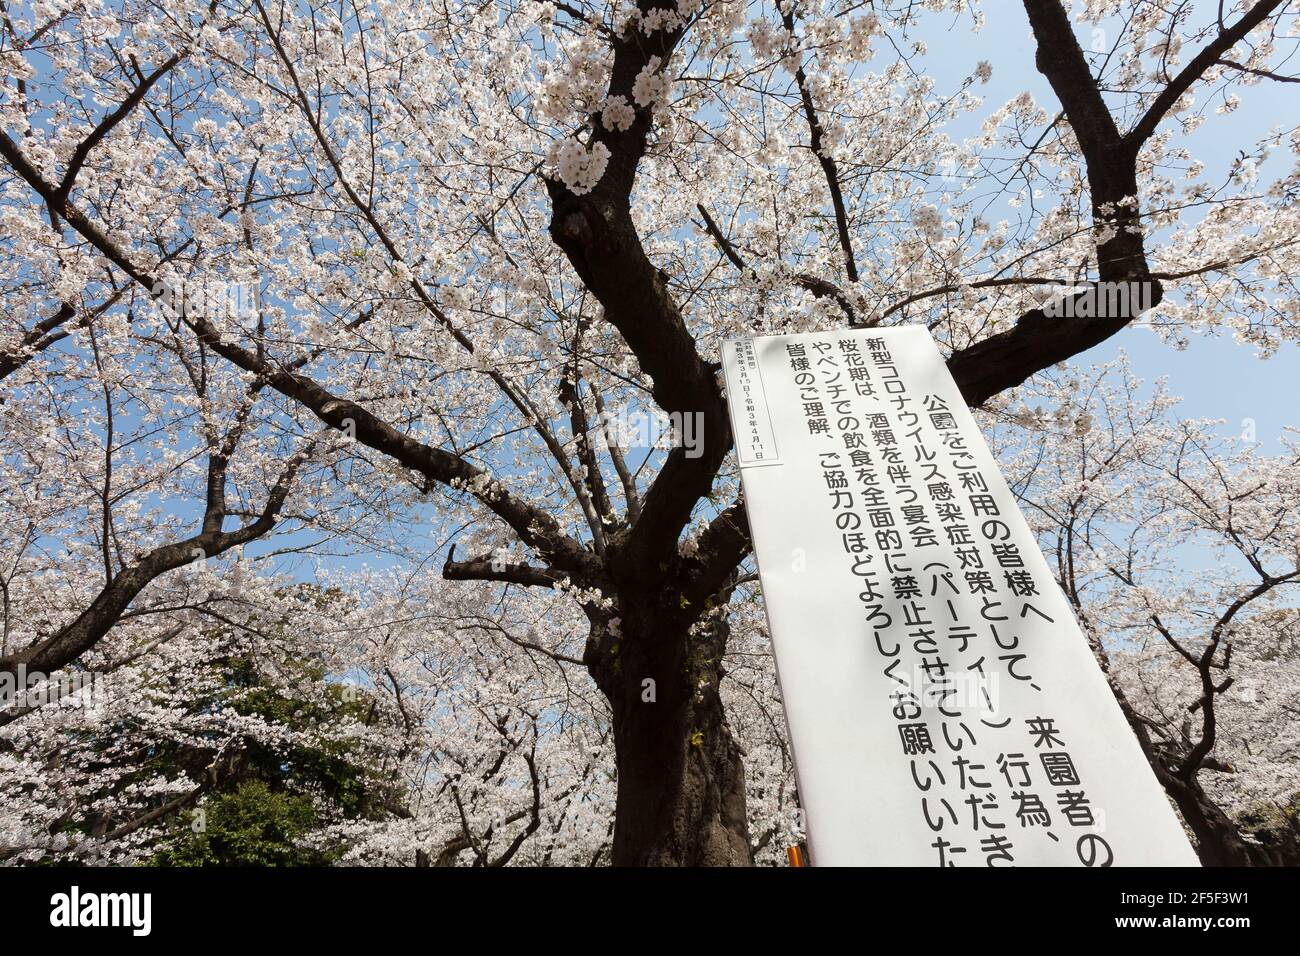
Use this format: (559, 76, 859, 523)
(20, 4, 1289, 583)
(269, 4, 1298, 581)
(917, 2, 1298, 450)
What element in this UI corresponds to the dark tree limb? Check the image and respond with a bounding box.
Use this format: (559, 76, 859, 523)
(1215, 58, 1300, 82)
(1125, 1, 1288, 148)
(696, 203, 858, 323)
(0, 441, 310, 682)
(591, 386, 641, 523)
(442, 544, 560, 588)
(0, 129, 595, 584)
(544, 3, 730, 579)
(781, 5, 858, 282)
(53, 52, 184, 208)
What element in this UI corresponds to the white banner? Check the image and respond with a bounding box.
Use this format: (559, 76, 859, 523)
(722, 326, 1198, 867)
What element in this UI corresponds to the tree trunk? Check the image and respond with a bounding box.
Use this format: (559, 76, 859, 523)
(588, 609, 753, 866)
(1156, 768, 1279, 866)
(1079, 621, 1272, 866)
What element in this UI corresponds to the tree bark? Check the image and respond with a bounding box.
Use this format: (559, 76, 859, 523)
(587, 609, 753, 866)
(1087, 632, 1272, 866)
(1155, 766, 1278, 867)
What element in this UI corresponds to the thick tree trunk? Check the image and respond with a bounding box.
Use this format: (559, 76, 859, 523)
(1156, 768, 1279, 866)
(1078, 621, 1274, 866)
(588, 609, 753, 866)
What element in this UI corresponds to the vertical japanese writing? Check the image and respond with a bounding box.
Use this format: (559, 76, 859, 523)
(723, 339, 780, 466)
(779, 334, 1113, 867)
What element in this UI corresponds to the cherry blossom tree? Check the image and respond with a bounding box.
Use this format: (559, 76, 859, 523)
(990, 358, 1300, 863)
(2, 0, 1298, 865)
(0, 577, 380, 863)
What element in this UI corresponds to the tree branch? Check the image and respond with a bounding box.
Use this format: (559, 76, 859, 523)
(442, 544, 561, 589)
(1125, 1, 1288, 148)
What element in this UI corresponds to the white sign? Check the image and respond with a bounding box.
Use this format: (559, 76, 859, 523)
(722, 326, 1198, 867)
